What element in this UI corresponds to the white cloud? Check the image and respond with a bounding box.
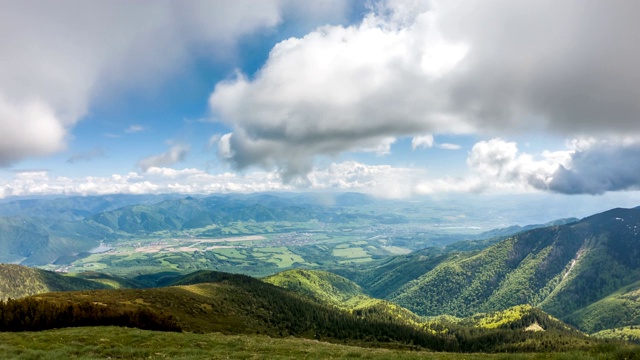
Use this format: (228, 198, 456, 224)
(0, 97, 67, 165)
(210, 3, 473, 178)
(210, 0, 640, 182)
(307, 161, 428, 198)
(125, 125, 147, 133)
(411, 134, 434, 150)
(418, 137, 640, 195)
(0, 0, 350, 166)
(137, 143, 190, 172)
(437, 143, 461, 150)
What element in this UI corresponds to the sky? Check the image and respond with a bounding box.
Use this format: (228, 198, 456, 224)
(1, 0, 640, 214)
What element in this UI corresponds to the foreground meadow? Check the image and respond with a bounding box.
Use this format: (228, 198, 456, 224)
(0, 326, 637, 360)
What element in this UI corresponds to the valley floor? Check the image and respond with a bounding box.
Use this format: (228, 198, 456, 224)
(0, 326, 635, 360)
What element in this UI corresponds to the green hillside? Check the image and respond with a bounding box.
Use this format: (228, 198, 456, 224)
(593, 326, 640, 344)
(263, 269, 365, 304)
(564, 280, 640, 333)
(72, 271, 147, 289)
(338, 207, 640, 334)
(334, 248, 459, 299)
(264, 269, 424, 326)
(0, 264, 109, 300)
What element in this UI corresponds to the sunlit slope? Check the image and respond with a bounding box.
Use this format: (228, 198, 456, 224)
(263, 269, 365, 304)
(458, 305, 574, 333)
(0, 264, 109, 300)
(72, 270, 146, 289)
(264, 269, 423, 325)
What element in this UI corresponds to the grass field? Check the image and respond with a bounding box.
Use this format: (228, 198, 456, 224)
(0, 326, 635, 360)
(332, 247, 370, 259)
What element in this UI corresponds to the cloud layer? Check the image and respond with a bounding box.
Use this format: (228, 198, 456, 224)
(0, 161, 425, 199)
(210, 0, 640, 182)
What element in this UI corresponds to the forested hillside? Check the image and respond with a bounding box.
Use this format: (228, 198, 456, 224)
(0, 264, 109, 300)
(339, 207, 640, 333)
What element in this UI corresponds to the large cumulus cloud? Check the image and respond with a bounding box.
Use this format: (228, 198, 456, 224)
(0, 0, 348, 166)
(210, 0, 640, 188)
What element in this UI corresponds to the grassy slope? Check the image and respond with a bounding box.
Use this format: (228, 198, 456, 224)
(263, 269, 365, 304)
(264, 269, 424, 325)
(0, 264, 109, 300)
(72, 271, 147, 289)
(1, 326, 632, 360)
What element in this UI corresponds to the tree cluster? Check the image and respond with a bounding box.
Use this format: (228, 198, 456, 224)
(0, 297, 181, 332)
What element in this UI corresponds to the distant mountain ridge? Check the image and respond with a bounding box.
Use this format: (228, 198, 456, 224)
(0, 193, 405, 265)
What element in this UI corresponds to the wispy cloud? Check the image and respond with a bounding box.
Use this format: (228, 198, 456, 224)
(124, 124, 147, 134)
(437, 143, 461, 150)
(66, 147, 106, 164)
(137, 143, 190, 172)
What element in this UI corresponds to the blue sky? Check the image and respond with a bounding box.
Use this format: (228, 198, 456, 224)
(1, 0, 640, 214)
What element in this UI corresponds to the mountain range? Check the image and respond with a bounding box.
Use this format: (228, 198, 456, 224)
(1, 198, 640, 352)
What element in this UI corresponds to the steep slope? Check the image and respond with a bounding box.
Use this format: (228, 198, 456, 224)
(0, 264, 109, 300)
(333, 248, 457, 299)
(335, 218, 581, 300)
(263, 269, 365, 304)
(382, 207, 640, 332)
